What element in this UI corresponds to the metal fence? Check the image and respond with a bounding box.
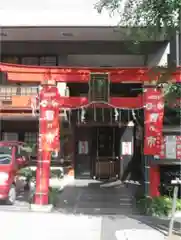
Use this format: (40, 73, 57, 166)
(0, 85, 38, 100)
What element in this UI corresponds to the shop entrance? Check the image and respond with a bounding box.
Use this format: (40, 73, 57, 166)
(74, 126, 120, 180)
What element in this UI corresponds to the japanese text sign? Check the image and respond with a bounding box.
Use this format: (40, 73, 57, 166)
(39, 85, 60, 152)
(144, 88, 164, 155)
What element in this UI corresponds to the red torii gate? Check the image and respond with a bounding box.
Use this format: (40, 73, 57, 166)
(0, 62, 181, 208)
(1, 62, 181, 83)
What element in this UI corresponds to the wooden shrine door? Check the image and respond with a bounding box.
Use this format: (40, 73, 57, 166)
(74, 127, 92, 179)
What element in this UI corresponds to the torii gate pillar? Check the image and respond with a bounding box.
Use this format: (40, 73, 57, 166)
(31, 79, 60, 211)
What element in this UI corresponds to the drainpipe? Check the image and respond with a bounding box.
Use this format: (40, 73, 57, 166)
(169, 11, 181, 68)
(178, 9, 181, 66)
(175, 31, 180, 66)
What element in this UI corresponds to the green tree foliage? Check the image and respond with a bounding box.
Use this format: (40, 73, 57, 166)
(95, 0, 181, 32)
(95, 0, 181, 116)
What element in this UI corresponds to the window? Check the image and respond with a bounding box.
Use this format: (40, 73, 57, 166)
(0, 146, 12, 165)
(3, 132, 18, 141)
(24, 133, 37, 157)
(2, 56, 20, 64)
(39, 56, 57, 66)
(24, 132, 37, 145)
(20, 85, 39, 96)
(89, 73, 109, 102)
(110, 83, 143, 97)
(21, 57, 39, 65)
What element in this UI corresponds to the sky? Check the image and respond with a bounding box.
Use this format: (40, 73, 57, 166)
(0, 0, 119, 26)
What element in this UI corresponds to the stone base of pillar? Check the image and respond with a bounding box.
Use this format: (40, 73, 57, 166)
(30, 204, 53, 212)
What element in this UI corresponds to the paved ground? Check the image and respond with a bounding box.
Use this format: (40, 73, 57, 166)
(0, 179, 180, 239)
(1, 210, 180, 240)
(55, 179, 139, 215)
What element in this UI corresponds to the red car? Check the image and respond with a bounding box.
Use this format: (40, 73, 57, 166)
(0, 141, 31, 205)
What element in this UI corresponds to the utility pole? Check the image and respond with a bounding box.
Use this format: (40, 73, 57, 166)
(179, 9, 181, 65)
(177, 9, 181, 66)
(168, 10, 181, 68)
(175, 31, 180, 66)
(176, 9, 181, 66)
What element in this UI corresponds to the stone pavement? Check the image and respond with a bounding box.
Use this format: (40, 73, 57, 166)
(55, 179, 139, 215)
(1, 211, 179, 240)
(0, 211, 101, 240)
(0, 179, 180, 239)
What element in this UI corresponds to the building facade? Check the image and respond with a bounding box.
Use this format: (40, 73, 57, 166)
(0, 26, 180, 197)
(0, 26, 169, 159)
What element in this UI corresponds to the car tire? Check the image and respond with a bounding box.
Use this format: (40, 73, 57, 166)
(6, 185, 16, 205)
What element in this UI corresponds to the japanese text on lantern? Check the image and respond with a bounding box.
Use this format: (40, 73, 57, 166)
(144, 89, 164, 155)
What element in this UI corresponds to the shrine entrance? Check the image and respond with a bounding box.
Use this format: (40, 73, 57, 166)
(92, 126, 120, 180)
(74, 126, 120, 180)
(1, 62, 178, 206)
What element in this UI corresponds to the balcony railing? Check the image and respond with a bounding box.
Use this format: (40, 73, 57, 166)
(0, 85, 38, 108)
(0, 86, 68, 121)
(0, 86, 38, 100)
